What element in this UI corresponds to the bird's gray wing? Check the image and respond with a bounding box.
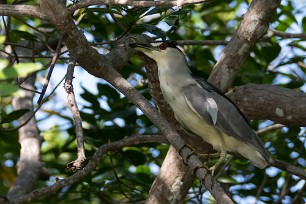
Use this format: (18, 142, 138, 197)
(181, 82, 270, 159)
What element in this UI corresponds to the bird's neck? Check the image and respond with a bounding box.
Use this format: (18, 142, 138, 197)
(156, 57, 195, 87)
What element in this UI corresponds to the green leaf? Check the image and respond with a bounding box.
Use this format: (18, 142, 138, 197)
(302, 16, 306, 32)
(135, 165, 151, 175)
(10, 30, 37, 42)
(122, 149, 146, 166)
(0, 63, 43, 80)
(80, 87, 100, 108)
(0, 84, 20, 97)
(171, 9, 190, 16)
(0, 109, 30, 124)
(0, 35, 5, 50)
(142, 7, 168, 17)
(141, 24, 166, 40)
(97, 83, 120, 107)
(217, 176, 238, 184)
(83, 8, 121, 15)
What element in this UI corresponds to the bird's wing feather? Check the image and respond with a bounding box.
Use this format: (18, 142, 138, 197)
(181, 81, 270, 159)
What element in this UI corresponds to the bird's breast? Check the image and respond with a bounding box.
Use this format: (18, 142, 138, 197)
(158, 75, 224, 151)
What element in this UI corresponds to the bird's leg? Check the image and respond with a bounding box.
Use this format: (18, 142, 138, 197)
(209, 149, 227, 176)
(198, 152, 220, 160)
(195, 152, 219, 170)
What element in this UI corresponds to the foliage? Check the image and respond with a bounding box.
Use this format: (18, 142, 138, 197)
(0, 0, 305, 203)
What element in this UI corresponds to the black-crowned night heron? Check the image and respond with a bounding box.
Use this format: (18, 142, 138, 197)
(130, 41, 272, 174)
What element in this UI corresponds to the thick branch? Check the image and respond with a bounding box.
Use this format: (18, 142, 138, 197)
(208, 0, 281, 91)
(146, 146, 195, 203)
(8, 76, 43, 200)
(0, 5, 49, 20)
(227, 84, 306, 126)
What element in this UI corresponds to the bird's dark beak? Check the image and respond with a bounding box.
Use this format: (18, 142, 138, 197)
(129, 43, 158, 51)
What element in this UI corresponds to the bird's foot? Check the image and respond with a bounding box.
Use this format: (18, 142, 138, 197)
(198, 152, 220, 160)
(207, 150, 227, 176)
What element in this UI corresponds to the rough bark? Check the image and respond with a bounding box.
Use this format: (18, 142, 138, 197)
(146, 147, 194, 204)
(227, 84, 306, 126)
(208, 0, 282, 91)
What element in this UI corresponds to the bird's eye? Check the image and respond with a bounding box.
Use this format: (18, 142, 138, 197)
(159, 43, 167, 50)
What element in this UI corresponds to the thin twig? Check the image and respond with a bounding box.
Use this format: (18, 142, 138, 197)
(19, 85, 42, 94)
(255, 173, 268, 202)
(13, 16, 53, 37)
(64, 53, 86, 172)
(271, 159, 306, 180)
(106, 5, 126, 32)
(109, 153, 133, 201)
(176, 40, 228, 46)
(291, 182, 305, 203)
(10, 135, 167, 203)
(2, 55, 70, 59)
(2, 16, 19, 63)
(214, 155, 233, 179)
(264, 29, 306, 40)
(256, 124, 284, 135)
(37, 36, 63, 105)
(0, 76, 65, 132)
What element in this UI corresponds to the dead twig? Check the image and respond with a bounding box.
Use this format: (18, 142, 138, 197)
(37, 36, 63, 105)
(64, 53, 86, 172)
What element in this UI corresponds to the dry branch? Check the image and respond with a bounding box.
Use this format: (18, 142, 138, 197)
(7, 135, 167, 203)
(64, 53, 86, 172)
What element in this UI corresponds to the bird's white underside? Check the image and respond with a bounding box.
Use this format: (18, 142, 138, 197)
(142, 46, 268, 169)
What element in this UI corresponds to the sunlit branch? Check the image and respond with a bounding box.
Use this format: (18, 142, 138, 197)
(64, 53, 86, 172)
(265, 29, 306, 40)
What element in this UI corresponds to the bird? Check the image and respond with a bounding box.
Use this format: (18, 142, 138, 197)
(129, 41, 272, 174)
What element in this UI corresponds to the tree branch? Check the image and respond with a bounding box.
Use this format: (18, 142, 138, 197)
(64, 53, 86, 172)
(208, 0, 281, 91)
(264, 29, 306, 40)
(68, 0, 209, 14)
(227, 84, 306, 126)
(7, 135, 168, 203)
(37, 36, 63, 105)
(8, 75, 43, 200)
(0, 5, 49, 20)
(36, 1, 232, 201)
(271, 159, 306, 180)
(101, 63, 233, 203)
